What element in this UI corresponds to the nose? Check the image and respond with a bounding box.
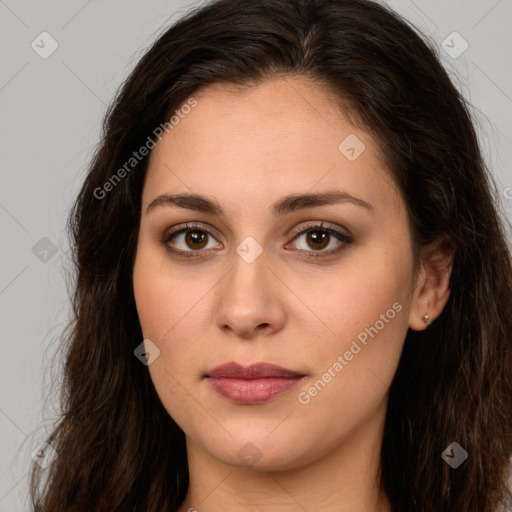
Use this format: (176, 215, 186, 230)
(214, 248, 286, 339)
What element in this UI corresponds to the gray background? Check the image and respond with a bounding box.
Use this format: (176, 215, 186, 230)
(1, 0, 511, 510)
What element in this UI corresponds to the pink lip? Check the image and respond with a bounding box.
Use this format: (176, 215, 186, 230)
(205, 362, 306, 404)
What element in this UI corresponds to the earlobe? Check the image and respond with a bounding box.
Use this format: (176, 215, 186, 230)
(408, 238, 455, 331)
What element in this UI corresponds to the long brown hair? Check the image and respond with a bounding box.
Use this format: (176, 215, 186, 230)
(30, 0, 512, 510)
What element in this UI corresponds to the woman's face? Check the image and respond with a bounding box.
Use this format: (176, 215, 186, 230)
(133, 77, 420, 471)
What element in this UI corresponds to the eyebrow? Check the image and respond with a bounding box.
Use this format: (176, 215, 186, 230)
(146, 190, 375, 216)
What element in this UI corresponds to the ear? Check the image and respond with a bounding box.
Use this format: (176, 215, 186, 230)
(408, 236, 455, 331)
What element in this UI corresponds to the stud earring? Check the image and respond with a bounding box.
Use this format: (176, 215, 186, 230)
(423, 313, 431, 326)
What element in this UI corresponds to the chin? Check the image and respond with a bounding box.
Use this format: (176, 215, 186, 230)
(205, 433, 310, 471)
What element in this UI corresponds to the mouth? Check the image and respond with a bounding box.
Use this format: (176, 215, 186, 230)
(204, 361, 307, 404)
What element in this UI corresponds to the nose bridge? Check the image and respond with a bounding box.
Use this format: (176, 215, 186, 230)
(224, 238, 270, 309)
(214, 239, 286, 336)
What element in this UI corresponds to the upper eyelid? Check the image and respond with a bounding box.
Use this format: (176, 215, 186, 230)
(289, 222, 350, 239)
(164, 222, 223, 242)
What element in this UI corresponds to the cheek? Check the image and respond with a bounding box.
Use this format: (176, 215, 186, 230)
(133, 243, 204, 340)
(292, 285, 409, 450)
(297, 240, 412, 346)
(297, 240, 413, 400)
(133, 248, 210, 433)
(133, 245, 217, 383)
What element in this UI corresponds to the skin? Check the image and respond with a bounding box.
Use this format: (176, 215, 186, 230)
(132, 76, 452, 512)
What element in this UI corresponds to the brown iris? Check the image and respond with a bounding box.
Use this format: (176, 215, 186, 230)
(306, 230, 329, 250)
(185, 230, 208, 250)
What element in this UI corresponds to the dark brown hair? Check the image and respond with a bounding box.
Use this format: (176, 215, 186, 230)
(30, 0, 512, 510)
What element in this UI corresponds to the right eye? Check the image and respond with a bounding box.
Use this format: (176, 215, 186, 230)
(160, 223, 222, 259)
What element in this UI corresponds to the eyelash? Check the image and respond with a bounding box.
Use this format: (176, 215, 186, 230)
(160, 222, 354, 260)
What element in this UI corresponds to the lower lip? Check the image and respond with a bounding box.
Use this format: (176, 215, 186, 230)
(206, 376, 304, 404)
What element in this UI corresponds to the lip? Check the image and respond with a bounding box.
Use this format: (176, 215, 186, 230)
(206, 362, 304, 379)
(204, 362, 306, 404)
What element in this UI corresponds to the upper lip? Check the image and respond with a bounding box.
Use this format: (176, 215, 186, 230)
(205, 362, 305, 379)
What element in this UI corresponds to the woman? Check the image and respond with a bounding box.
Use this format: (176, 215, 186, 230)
(30, 0, 512, 510)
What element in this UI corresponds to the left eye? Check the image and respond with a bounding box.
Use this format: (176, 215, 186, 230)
(289, 225, 351, 253)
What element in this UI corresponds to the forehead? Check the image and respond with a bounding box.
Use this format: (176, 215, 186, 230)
(143, 77, 403, 220)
